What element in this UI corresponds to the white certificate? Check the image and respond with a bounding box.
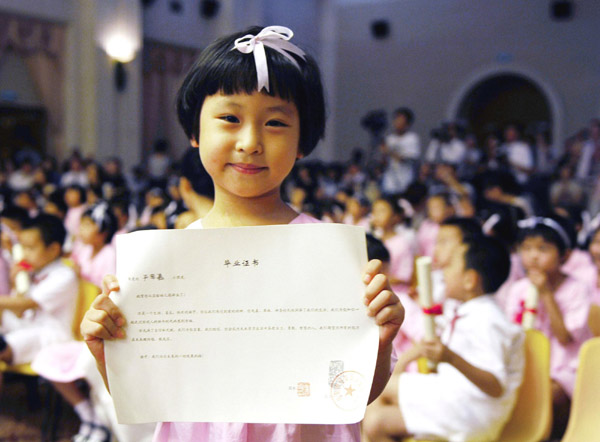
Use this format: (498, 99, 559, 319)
(106, 224, 379, 425)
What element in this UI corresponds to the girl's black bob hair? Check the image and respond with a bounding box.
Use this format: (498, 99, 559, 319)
(176, 26, 326, 157)
(517, 215, 576, 257)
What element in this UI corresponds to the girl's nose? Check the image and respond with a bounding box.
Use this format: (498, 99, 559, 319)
(236, 125, 263, 155)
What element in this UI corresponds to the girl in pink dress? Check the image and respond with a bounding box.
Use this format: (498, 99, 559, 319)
(80, 26, 405, 442)
(63, 185, 87, 253)
(416, 193, 454, 258)
(503, 216, 592, 438)
(582, 227, 600, 336)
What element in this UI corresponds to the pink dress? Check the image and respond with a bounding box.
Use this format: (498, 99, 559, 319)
(561, 249, 594, 278)
(153, 213, 361, 442)
(384, 233, 416, 296)
(71, 243, 116, 287)
(416, 220, 439, 258)
(503, 276, 593, 396)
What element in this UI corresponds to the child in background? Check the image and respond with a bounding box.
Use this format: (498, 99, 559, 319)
(71, 201, 118, 287)
(81, 25, 404, 442)
(586, 227, 600, 336)
(392, 217, 484, 363)
(364, 236, 524, 442)
(502, 216, 592, 438)
(63, 184, 88, 253)
(110, 196, 133, 247)
(33, 202, 153, 442)
(343, 196, 371, 229)
(0, 215, 78, 380)
(0, 206, 30, 264)
(371, 196, 416, 295)
(417, 193, 454, 258)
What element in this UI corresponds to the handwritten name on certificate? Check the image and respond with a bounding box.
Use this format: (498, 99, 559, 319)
(106, 224, 379, 425)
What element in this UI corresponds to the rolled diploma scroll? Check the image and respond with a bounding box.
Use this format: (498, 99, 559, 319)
(12, 244, 30, 296)
(521, 284, 539, 330)
(416, 256, 436, 368)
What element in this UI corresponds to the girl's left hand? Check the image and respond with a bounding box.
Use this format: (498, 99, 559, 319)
(363, 259, 404, 350)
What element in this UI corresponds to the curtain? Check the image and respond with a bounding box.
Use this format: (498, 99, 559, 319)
(0, 13, 65, 155)
(142, 40, 198, 162)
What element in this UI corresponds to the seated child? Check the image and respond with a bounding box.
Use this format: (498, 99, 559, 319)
(63, 184, 88, 253)
(371, 196, 416, 295)
(343, 196, 371, 229)
(416, 193, 454, 258)
(71, 201, 118, 287)
(502, 215, 593, 437)
(0, 214, 78, 374)
(364, 235, 525, 442)
(586, 226, 600, 336)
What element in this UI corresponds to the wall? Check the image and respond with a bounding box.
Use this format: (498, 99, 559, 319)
(332, 0, 600, 160)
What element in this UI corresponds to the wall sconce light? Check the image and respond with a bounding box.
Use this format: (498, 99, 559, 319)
(105, 34, 137, 92)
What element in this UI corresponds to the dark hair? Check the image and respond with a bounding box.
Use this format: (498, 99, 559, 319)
(65, 184, 87, 204)
(517, 215, 575, 256)
(441, 217, 482, 242)
(366, 233, 390, 263)
(0, 206, 30, 227)
(463, 235, 510, 294)
(179, 148, 214, 198)
(82, 201, 119, 244)
(377, 196, 405, 217)
(45, 190, 68, 215)
(393, 107, 414, 126)
(23, 213, 66, 248)
(176, 26, 326, 157)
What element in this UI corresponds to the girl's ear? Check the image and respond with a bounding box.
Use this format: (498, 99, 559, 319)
(463, 269, 478, 292)
(190, 138, 199, 148)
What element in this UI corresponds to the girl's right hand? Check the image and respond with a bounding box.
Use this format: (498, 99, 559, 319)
(81, 275, 127, 366)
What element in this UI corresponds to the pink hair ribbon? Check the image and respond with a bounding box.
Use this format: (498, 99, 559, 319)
(231, 26, 306, 92)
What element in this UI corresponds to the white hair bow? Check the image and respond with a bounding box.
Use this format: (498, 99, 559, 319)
(232, 26, 306, 92)
(517, 216, 571, 249)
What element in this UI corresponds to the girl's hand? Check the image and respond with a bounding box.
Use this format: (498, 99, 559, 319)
(527, 268, 551, 294)
(81, 275, 126, 365)
(421, 338, 449, 364)
(363, 259, 404, 350)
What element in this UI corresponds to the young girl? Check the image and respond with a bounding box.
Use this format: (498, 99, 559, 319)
(80, 25, 404, 442)
(582, 226, 600, 336)
(502, 216, 593, 437)
(416, 193, 454, 258)
(63, 184, 87, 253)
(371, 196, 416, 295)
(72, 201, 118, 287)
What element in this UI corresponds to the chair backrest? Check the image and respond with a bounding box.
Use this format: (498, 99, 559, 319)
(71, 279, 101, 341)
(562, 336, 600, 442)
(498, 329, 552, 442)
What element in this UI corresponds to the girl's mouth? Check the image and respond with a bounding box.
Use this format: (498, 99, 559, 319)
(230, 163, 267, 175)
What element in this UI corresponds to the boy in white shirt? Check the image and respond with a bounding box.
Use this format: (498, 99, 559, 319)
(0, 214, 78, 386)
(364, 236, 525, 442)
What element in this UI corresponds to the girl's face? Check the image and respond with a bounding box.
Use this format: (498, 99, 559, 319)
(519, 235, 562, 274)
(589, 230, 600, 268)
(427, 197, 451, 224)
(78, 216, 102, 245)
(197, 91, 301, 200)
(64, 188, 82, 207)
(371, 200, 397, 230)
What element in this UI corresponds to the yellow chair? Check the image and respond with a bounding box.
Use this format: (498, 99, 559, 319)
(403, 330, 552, 442)
(562, 337, 600, 442)
(497, 329, 552, 442)
(71, 279, 101, 341)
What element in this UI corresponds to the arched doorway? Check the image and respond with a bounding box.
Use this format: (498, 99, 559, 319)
(456, 74, 553, 145)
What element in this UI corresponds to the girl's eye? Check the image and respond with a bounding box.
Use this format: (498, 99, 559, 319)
(220, 115, 239, 123)
(266, 120, 289, 128)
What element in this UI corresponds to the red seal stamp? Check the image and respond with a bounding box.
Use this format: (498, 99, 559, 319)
(330, 371, 365, 411)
